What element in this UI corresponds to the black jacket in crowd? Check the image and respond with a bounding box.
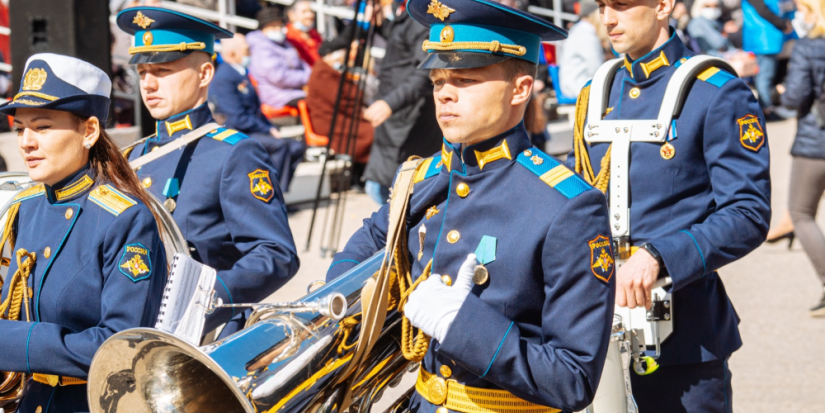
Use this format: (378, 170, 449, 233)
(783, 37, 825, 159)
(363, 11, 442, 188)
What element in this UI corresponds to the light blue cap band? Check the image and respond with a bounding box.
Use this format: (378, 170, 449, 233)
(427, 23, 542, 64)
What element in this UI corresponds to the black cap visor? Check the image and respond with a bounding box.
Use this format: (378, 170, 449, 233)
(418, 52, 513, 70)
(129, 50, 199, 65)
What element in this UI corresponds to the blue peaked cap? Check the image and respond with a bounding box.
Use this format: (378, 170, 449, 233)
(116, 7, 233, 64)
(0, 53, 111, 121)
(408, 0, 567, 69)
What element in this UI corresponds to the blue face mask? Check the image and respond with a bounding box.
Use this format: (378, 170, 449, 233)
(240, 56, 251, 68)
(294, 22, 314, 32)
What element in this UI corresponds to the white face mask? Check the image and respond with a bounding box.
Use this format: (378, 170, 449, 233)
(294, 22, 314, 32)
(266, 29, 286, 43)
(240, 55, 251, 68)
(793, 12, 816, 37)
(700, 7, 722, 21)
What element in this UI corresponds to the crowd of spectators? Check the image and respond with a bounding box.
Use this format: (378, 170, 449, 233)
(557, 0, 806, 121)
(99, 0, 825, 198)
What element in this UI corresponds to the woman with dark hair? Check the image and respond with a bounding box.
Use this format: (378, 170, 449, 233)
(0, 53, 166, 412)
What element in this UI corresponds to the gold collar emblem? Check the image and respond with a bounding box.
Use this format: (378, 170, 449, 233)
(427, 0, 456, 21)
(426, 205, 440, 220)
(165, 115, 194, 137)
(441, 145, 453, 171)
(474, 140, 512, 170)
(23, 68, 47, 91)
(133, 11, 155, 29)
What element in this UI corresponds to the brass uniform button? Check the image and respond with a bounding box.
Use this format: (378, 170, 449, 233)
(440, 365, 452, 378)
(36, 406, 42, 413)
(629, 87, 641, 99)
(447, 230, 460, 243)
(44, 246, 51, 259)
(523, 149, 532, 157)
(151, 146, 160, 152)
(441, 275, 452, 286)
(437, 407, 449, 413)
(429, 377, 448, 405)
(142, 177, 153, 188)
(65, 208, 73, 220)
(456, 183, 470, 198)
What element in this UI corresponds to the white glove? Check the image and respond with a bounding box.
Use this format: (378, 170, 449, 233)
(404, 253, 478, 343)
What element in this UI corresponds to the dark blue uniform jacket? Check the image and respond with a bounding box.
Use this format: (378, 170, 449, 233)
(570, 34, 771, 365)
(128, 104, 299, 331)
(328, 124, 616, 412)
(209, 62, 274, 135)
(0, 167, 166, 413)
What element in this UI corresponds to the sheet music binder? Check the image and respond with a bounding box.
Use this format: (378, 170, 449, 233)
(155, 253, 217, 344)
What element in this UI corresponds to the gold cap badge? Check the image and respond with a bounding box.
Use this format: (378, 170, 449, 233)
(22, 68, 47, 91)
(427, 0, 456, 21)
(133, 11, 155, 29)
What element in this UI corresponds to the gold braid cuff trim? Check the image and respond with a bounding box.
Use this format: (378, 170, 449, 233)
(129, 42, 206, 54)
(13, 92, 58, 102)
(422, 40, 526, 56)
(416, 368, 561, 413)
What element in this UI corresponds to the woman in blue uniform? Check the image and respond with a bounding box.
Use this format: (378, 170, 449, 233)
(0, 53, 166, 413)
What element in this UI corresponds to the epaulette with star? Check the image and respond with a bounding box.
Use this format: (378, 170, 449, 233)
(516, 148, 591, 199)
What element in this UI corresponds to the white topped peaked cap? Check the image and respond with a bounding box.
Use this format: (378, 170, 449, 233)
(0, 53, 112, 121)
(24, 53, 112, 97)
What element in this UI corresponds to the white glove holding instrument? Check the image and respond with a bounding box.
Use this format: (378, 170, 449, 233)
(404, 253, 478, 343)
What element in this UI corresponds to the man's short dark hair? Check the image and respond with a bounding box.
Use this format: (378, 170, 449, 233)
(500, 58, 537, 81)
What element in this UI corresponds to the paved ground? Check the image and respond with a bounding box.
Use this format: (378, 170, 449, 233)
(0, 116, 821, 411)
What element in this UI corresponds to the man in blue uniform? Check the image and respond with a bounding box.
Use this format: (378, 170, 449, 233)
(210, 33, 306, 191)
(326, 1, 615, 411)
(116, 7, 299, 333)
(570, 0, 771, 410)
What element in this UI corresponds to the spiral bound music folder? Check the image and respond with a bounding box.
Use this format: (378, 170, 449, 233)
(155, 253, 217, 344)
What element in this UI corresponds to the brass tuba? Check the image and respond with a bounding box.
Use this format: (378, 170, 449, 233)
(87, 250, 414, 413)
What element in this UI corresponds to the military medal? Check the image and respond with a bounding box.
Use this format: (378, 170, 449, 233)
(660, 142, 675, 160)
(164, 198, 176, 212)
(473, 265, 489, 285)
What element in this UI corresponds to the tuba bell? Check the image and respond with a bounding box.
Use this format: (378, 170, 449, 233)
(87, 250, 413, 413)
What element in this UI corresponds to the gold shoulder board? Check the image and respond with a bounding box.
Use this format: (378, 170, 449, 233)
(89, 185, 137, 216)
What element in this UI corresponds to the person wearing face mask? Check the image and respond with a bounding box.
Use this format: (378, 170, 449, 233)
(687, 0, 734, 55)
(210, 33, 306, 191)
(286, 0, 323, 66)
(247, 7, 312, 110)
(776, 0, 825, 317)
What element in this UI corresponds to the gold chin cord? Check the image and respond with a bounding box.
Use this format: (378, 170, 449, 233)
(573, 84, 611, 194)
(0, 202, 35, 413)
